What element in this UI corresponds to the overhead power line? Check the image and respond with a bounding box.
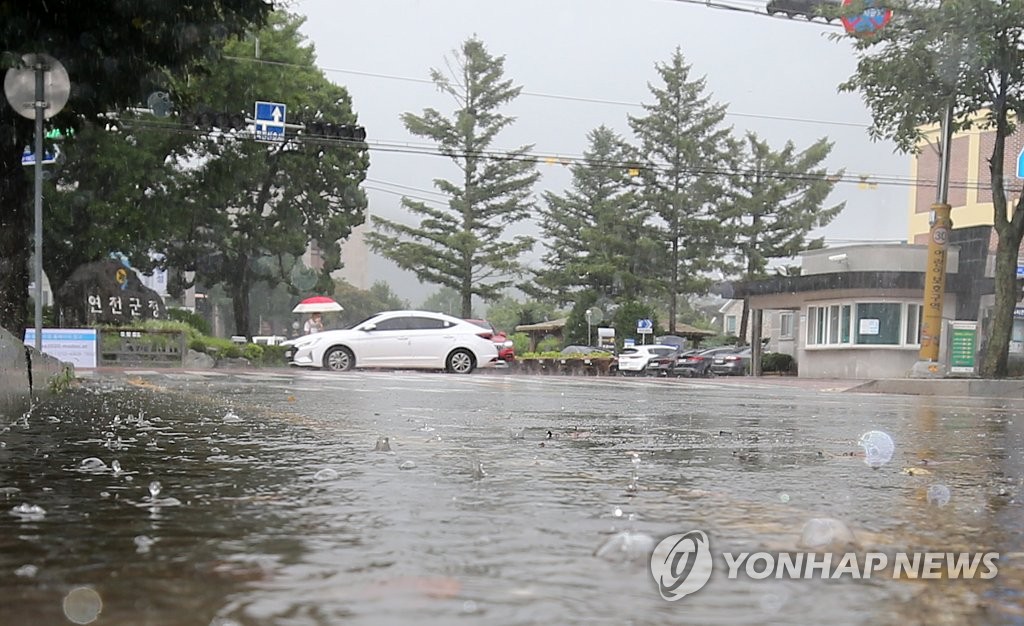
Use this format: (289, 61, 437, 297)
(119, 117, 1000, 193)
(223, 55, 869, 130)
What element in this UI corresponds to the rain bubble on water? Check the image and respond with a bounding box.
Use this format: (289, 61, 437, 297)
(222, 411, 241, 424)
(398, 460, 416, 470)
(927, 484, 951, 507)
(858, 431, 895, 468)
(63, 586, 103, 624)
(780, 493, 790, 503)
(15, 564, 38, 577)
(313, 468, 338, 482)
(462, 600, 478, 614)
(80, 457, 107, 472)
(613, 507, 623, 518)
(797, 518, 857, 551)
(760, 590, 789, 613)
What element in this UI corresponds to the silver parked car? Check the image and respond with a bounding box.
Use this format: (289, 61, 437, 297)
(282, 310, 500, 374)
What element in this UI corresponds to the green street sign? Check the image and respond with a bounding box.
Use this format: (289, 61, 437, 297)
(45, 128, 73, 140)
(948, 322, 977, 375)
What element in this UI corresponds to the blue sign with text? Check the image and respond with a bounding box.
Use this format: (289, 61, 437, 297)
(253, 101, 286, 142)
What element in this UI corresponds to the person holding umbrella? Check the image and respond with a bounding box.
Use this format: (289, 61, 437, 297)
(304, 312, 324, 334)
(292, 296, 343, 335)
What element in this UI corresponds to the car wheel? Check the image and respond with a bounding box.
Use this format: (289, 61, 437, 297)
(446, 349, 475, 374)
(323, 346, 354, 371)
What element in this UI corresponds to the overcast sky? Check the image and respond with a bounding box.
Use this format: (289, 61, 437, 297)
(293, 0, 910, 305)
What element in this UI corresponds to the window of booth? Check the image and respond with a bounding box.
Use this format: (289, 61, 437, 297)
(806, 301, 920, 347)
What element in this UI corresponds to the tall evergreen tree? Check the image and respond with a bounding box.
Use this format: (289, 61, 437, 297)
(529, 126, 662, 308)
(628, 48, 734, 334)
(837, 0, 1024, 377)
(726, 133, 844, 341)
(365, 38, 538, 318)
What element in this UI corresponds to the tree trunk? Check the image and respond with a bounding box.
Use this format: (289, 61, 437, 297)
(230, 257, 252, 340)
(0, 112, 33, 335)
(980, 229, 1024, 377)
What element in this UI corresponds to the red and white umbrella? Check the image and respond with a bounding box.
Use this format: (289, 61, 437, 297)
(292, 296, 343, 313)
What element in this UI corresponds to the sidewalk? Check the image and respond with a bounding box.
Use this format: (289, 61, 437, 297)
(708, 374, 1024, 399)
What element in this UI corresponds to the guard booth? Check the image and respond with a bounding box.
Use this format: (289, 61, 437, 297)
(598, 327, 615, 352)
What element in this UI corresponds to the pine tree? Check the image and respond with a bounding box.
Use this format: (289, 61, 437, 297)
(365, 38, 538, 318)
(530, 126, 661, 306)
(628, 48, 734, 334)
(726, 133, 844, 340)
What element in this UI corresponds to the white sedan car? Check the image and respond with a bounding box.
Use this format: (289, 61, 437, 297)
(282, 310, 500, 374)
(616, 344, 679, 375)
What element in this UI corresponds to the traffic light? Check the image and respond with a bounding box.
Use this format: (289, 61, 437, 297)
(766, 0, 841, 21)
(301, 120, 367, 142)
(181, 108, 247, 131)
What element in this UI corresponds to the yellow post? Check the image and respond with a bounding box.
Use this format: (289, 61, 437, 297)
(919, 203, 952, 362)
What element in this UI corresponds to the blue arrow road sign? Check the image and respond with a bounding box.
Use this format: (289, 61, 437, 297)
(21, 145, 58, 166)
(1017, 147, 1024, 179)
(637, 318, 653, 333)
(254, 101, 286, 142)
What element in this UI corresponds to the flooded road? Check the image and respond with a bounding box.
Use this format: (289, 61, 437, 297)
(1, 369, 1022, 625)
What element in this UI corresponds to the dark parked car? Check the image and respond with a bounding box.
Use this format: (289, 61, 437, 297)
(675, 346, 741, 377)
(709, 347, 753, 376)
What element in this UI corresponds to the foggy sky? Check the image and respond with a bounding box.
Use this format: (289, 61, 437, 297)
(294, 0, 909, 306)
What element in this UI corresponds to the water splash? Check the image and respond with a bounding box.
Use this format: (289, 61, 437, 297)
(111, 460, 122, 475)
(134, 535, 156, 554)
(14, 564, 38, 577)
(222, 410, 242, 424)
(10, 503, 46, 520)
(626, 453, 641, 494)
(149, 481, 162, 499)
(594, 531, 655, 563)
(374, 437, 392, 452)
(471, 461, 486, 480)
(858, 431, 895, 468)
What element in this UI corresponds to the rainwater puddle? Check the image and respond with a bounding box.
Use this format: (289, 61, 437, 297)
(0, 371, 1020, 625)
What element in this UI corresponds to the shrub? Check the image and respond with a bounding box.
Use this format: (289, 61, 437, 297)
(192, 336, 243, 358)
(166, 308, 211, 336)
(537, 336, 561, 353)
(242, 343, 264, 362)
(762, 352, 795, 373)
(510, 332, 531, 356)
(261, 345, 289, 366)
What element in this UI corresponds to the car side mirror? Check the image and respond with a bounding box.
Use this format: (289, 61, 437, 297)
(362, 323, 376, 332)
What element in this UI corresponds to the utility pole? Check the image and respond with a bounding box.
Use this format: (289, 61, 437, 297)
(911, 105, 956, 376)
